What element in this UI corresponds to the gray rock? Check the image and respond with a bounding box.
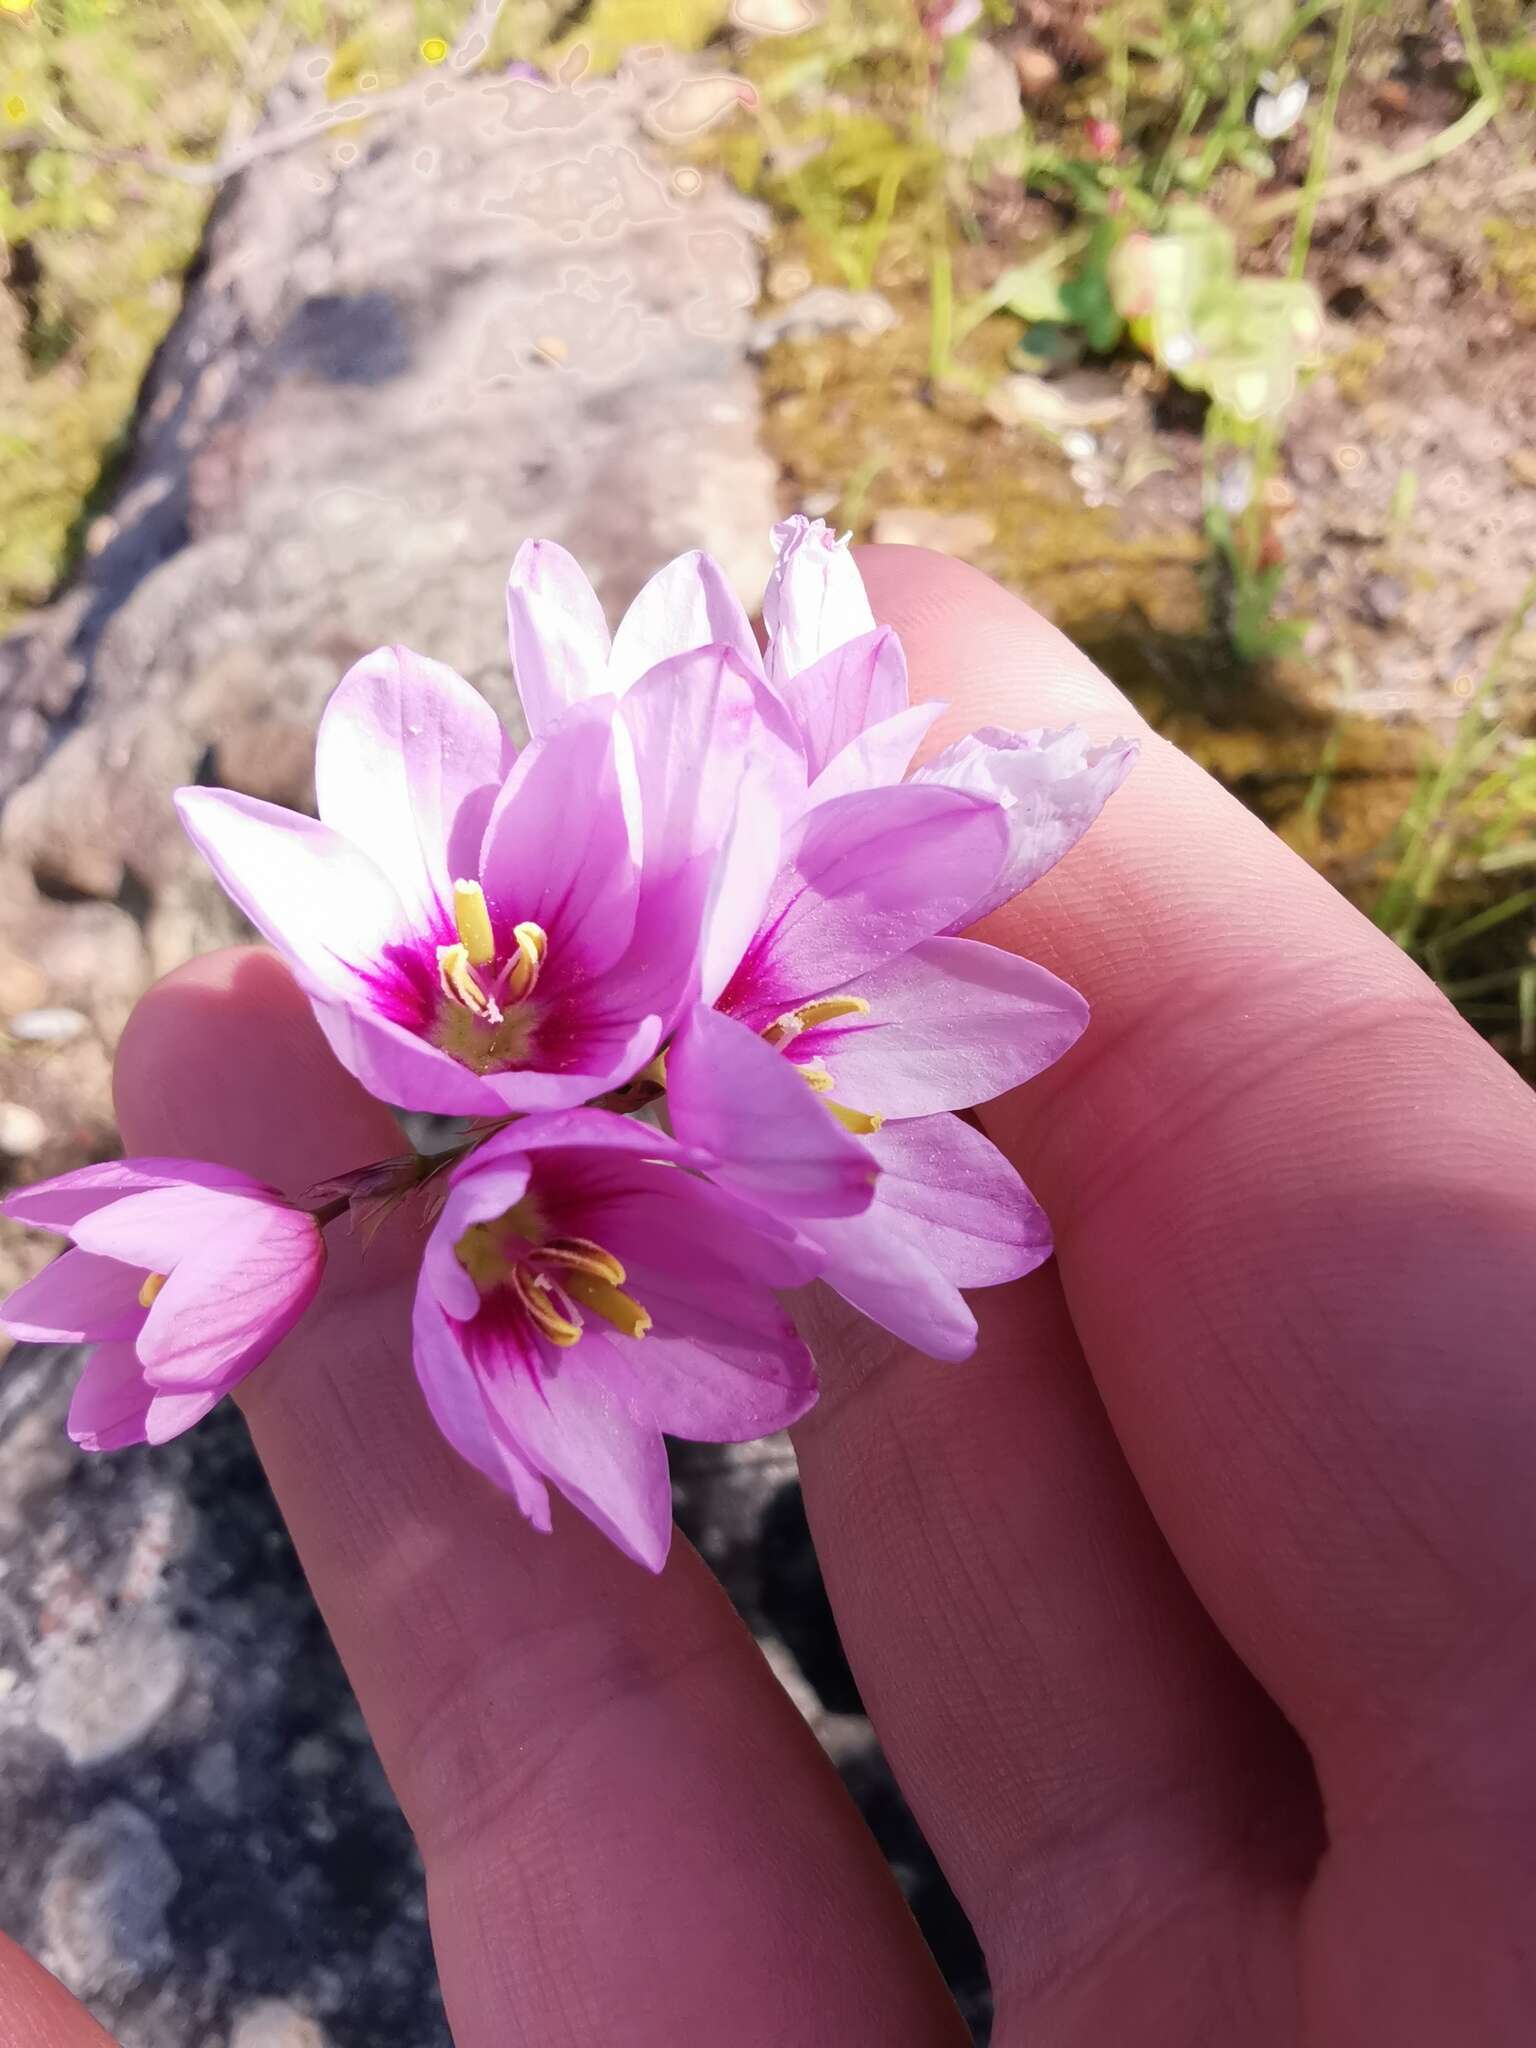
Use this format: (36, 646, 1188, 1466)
(0, 49, 776, 1308)
(41, 1801, 180, 2001)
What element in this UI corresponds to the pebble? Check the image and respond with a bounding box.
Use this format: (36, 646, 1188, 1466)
(229, 1998, 331, 2048)
(41, 1802, 179, 2000)
(36, 1614, 189, 1766)
(749, 287, 899, 353)
(8, 1006, 87, 1044)
(987, 369, 1127, 433)
(0, 1101, 47, 1156)
(1011, 44, 1060, 99)
(1360, 572, 1407, 627)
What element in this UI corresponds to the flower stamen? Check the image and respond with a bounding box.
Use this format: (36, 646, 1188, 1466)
(763, 993, 870, 1050)
(539, 1235, 627, 1287)
(437, 941, 501, 1022)
(512, 1264, 583, 1347)
(561, 1269, 653, 1339)
(826, 1099, 884, 1136)
(138, 1272, 167, 1308)
(452, 877, 496, 967)
(503, 921, 548, 1003)
(794, 1059, 835, 1093)
(456, 1213, 650, 1347)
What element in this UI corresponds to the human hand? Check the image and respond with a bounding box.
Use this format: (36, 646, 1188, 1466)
(6, 547, 1533, 2046)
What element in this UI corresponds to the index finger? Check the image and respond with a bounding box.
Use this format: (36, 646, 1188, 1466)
(858, 546, 1536, 1816)
(112, 948, 963, 2048)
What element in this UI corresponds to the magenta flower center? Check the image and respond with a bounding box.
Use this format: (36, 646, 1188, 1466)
(454, 1194, 651, 1349)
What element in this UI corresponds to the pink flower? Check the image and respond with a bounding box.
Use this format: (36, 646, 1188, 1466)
(413, 1111, 838, 1571)
(506, 516, 872, 733)
(177, 639, 764, 1116)
(914, 724, 1139, 927)
(759, 545, 1137, 926)
(506, 540, 768, 737)
(1, 1160, 324, 1448)
(656, 531, 1136, 1361)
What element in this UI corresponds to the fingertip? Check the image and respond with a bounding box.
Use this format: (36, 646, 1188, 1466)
(114, 945, 403, 1196)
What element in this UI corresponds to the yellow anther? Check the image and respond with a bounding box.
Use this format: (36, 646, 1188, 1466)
(794, 995, 871, 1030)
(138, 1272, 168, 1309)
(504, 920, 548, 1002)
(540, 1236, 628, 1288)
(562, 1269, 653, 1340)
(452, 878, 496, 967)
(513, 1266, 583, 1347)
(826, 1099, 884, 1135)
(437, 942, 497, 1019)
(766, 994, 871, 1049)
(794, 1060, 835, 1093)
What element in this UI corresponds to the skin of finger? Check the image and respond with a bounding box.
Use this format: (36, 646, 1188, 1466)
(856, 547, 1536, 2032)
(112, 948, 965, 2048)
(0, 1936, 121, 2048)
(793, 1269, 1317, 2042)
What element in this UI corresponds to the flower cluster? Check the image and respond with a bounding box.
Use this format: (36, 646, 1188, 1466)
(2, 521, 1133, 1570)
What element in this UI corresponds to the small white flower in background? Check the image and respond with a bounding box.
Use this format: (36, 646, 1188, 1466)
(932, 0, 983, 38)
(1253, 76, 1309, 142)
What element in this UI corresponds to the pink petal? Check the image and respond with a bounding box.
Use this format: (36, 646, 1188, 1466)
(618, 646, 757, 887)
(775, 626, 909, 780)
(479, 695, 638, 980)
(4, 1157, 261, 1233)
(314, 645, 515, 932)
(2, 1248, 147, 1344)
(69, 1184, 268, 1269)
(506, 539, 612, 739)
(763, 515, 876, 686)
(481, 1011, 665, 1116)
(72, 1189, 323, 1390)
(65, 1346, 221, 1450)
(809, 1114, 1051, 1362)
(568, 1149, 822, 1293)
(617, 644, 770, 1019)
(914, 724, 1137, 925)
(697, 771, 786, 1007)
(176, 789, 407, 1003)
(480, 1352, 674, 1573)
(588, 1323, 818, 1444)
(799, 937, 1089, 1118)
(571, 1168, 821, 1439)
(722, 783, 1008, 1023)
(411, 1286, 552, 1527)
(426, 1147, 535, 1322)
(607, 550, 762, 694)
(305, 992, 518, 1117)
(67, 1343, 155, 1451)
(472, 1107, 701, 1168)
(813, 1210, 979, 1363)
(667, 1005, 878, 1220)
(808, 702, 944, 805)
(145, 1386, 223, 1445)
(860, 1112, 1052, 1288)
